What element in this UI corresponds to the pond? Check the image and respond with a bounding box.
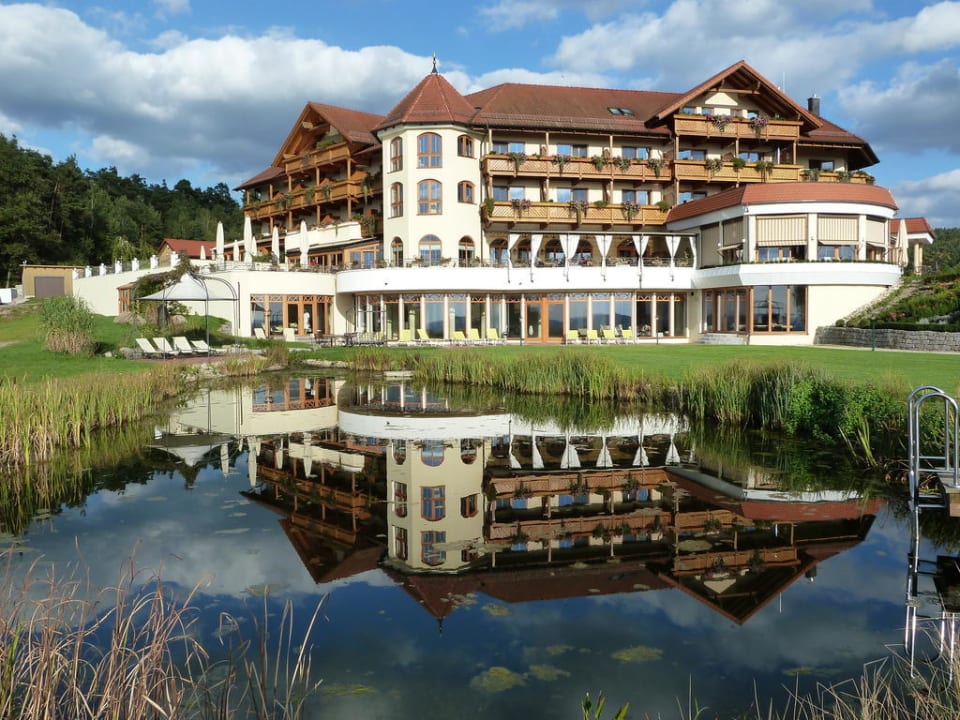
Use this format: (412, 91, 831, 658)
(2, 375, 940, 718)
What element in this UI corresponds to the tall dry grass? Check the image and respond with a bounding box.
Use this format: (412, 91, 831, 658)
(0, 553, 324, 719)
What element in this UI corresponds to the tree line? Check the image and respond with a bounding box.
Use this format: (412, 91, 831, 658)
(0, 133, 243, 287)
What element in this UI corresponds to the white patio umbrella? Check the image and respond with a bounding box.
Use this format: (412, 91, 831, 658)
(665, 435, 681, 465)
(632, 426, 649, 467)
(302, 433, 313, 477)
(299, 220, 309, 266)
(274, 437, 285, 469)
(271, 225, 280, 260)
(232, 240, 240, 262)
(596, 437, 613, 468)
(560, 435, 581, 470)
(215, 221, 224, 259)
(508, 434, 521, 469)
(220, 442, 230, 476)
(199, 244, 206, 261)
(247, 450, 257, 488)
(531, 433, 544, 470)
(243, 215, 255, 257)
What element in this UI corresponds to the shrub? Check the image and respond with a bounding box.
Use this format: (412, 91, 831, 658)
(39, 296, 95, 355)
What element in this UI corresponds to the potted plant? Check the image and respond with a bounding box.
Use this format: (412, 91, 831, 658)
(704, 157, 723, 176)
(591, 155, 608, 172)
(647, 158, 663, 177)
(706, 113, 730, 133)
(568, 199, 588, 224)
(613, 156, 632, 171)
(507, 151, 527, 174)
(655, 199, 672, 212)
(802, 168, 820, 182)
(552, 154, 571, 174)
(754, 160, 774, 180)
(748, 114, 769, 137)
(731, 156, 747, 171)
(622, 200, 640, 222)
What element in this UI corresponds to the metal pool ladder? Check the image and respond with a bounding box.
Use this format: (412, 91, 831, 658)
(905, 386, 960, 675)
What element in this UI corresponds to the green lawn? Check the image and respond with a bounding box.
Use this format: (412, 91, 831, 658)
(2, 299, 957, 394)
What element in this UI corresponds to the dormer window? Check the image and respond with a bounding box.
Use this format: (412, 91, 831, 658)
(607, 107, 635, 116)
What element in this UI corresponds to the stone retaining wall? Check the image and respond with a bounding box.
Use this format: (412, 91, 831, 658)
(814, 326, 960, 352)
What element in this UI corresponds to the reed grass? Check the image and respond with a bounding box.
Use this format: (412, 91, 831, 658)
(0, 368, 180, 468)
(0, 553, 323, 719)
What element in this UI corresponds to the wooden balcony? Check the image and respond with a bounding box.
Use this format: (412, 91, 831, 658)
(485, 200, 669, 227)
(483, 154, 672, 183)
(283, 142, 352, 176)
(488, 468, 670, 499)
(674, 160, 803, 183)
(672, 546, 799, 575)
(488, 508, 669, 541)
(673, 114, 801, 141)
(246, 177, 367, 221)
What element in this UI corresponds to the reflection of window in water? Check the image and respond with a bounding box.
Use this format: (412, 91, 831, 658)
(420, 440, 445, 467)
(421, 531, 446, 566)
(394, 527, 408, 561)
(393, 439, 406, 465)
(461, 439, 478, 464)
(421, 486, 445, 520)
(491, 435, 510, 459)
(460, 494, 478, 517)
(393, 481, 407, 517)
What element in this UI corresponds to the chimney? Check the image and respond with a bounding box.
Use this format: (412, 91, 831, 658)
(807, 95, 820, 116)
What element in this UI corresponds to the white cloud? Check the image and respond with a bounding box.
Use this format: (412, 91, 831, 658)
(153, 0, 190, 16)
(479, 1, 561, 31)
(840, 59, 960, 154)
(891, 168, 960, 227)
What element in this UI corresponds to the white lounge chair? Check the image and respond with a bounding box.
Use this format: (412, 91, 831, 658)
(135, 337, 162, 358)
(486, 328, 505, 345)
(190, 338, 225, 355)
(172, 336, 196, 355)
(153, 337, 181, 356)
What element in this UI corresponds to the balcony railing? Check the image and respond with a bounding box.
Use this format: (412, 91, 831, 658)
(485, 200, 668, 227)
(673, 114, 801, 141)
(483, 155, 672, 182)
(674, 160, 803, 183)
(246, 177, 368, 220)
(282, 142, 352, 176)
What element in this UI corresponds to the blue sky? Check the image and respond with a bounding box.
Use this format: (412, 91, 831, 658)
(2, 1, 959, 226)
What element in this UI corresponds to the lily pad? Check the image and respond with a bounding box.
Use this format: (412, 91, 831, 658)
(469, 666, 526, 693)
(612, 645, 663, 663)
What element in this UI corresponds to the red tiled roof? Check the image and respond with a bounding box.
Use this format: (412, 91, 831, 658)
(891, 217, 936, 236)
(159, 238, 215, 257)
(651, 60, 822, 130)
(235, 165, 284, 190)
(377, 72, 477, 130)
(467, 83, 676, 135)
(306, 102, 383, 146)
(667, 182, 898, 223)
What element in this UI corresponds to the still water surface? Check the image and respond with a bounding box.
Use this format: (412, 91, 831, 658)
(8, 376, 918, 717)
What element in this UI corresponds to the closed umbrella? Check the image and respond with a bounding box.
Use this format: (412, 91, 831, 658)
(243, 215, 255, 257)
(299, 220, 309, 266)
(271, 225, 280, 261)
(199, 244, 206, 261)
(215, 221, 224, 259)
(596, 437, 613, 468)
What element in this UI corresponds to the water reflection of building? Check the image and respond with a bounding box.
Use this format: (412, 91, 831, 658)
(183, 378, 883, 626)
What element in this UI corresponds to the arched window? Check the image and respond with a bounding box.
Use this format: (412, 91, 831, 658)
(421, 531, 446, 566)
(419, 235, 442, 266)
(391, 237, 404, 266)
(457, 134, 474, 158)
(458, 237, 475, 265)
(418, 180, 442, 215)
(390, 137, 403, 172)
(390, 183, 403, 218)
(417, 132, 442, 168)
(460, 438, 478, 464)
(393, 439, 406, 465)
(457, 181, 475, 204)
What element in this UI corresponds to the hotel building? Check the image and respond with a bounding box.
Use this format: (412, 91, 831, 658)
(70, 60, 934, 345)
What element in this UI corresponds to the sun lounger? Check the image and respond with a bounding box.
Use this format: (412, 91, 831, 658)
(190, 339, 225, 355)
(585, 329, 600, 344)
(135, 337, 163, 358)
(565, 329, 581, 344)
(397, 329, 413, 346)
(468, 328, 482, 343)
(486, 328, 505, 345)
(452, 330, 467, 345)
(172, 336, 196, 355)
(600, 328, 619, 344)
(253, 327, 267, 340)
(153, 337, 181, 356)
(620, 328, 636, 343)
(416, 329, 439, 346)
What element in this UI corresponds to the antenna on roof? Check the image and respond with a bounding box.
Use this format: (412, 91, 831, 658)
(431, 52, 439, 74)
